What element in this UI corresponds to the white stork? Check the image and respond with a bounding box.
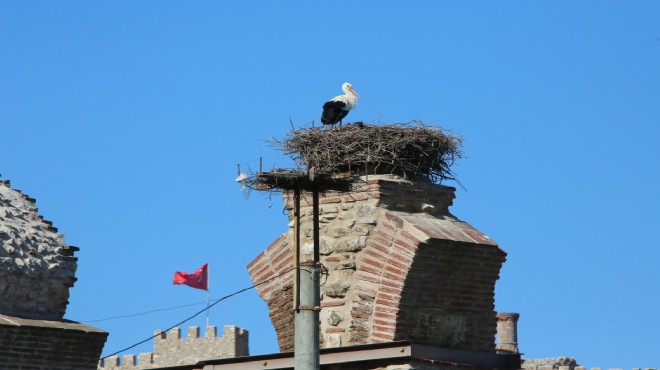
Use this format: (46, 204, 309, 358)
(321, 82, 359, 126)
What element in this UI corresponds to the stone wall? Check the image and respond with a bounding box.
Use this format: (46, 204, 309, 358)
(526, 367, 657, 370)
(98, 325, 249, 369)
(520, 359, 648, 370)
(0, 179, 107, 369)
(247, 176, 506, 352)
(0, 179, 77, 320)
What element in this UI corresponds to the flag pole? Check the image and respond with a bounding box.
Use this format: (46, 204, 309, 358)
(206, 263, 210, 328)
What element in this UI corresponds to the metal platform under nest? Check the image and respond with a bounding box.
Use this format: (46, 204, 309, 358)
(252, 170, 357, 192)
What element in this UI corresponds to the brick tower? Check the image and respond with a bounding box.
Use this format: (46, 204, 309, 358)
(247, 175, 506, 352)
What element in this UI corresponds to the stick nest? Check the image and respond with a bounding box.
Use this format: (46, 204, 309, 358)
(275, 121, 463, 184)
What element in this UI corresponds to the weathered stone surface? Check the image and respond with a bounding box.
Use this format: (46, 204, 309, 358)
(522, 357, 580, 370)
(357, 205, 375, 217)
(0, 180, 77, 320)
(321, 206, 339, 214)
(321, 214, 337, 222)
(330, 227, 349, 238)
(319, 236, 335, 255)
(322, 279, 351, 298)
(301, 242, 314, 255)
(0, 179, 111, 370)
(339, 262, 356, 270)
(326, 333, 342, 348)
(335, 236, 367, 252)
(328, 311, 343, 326)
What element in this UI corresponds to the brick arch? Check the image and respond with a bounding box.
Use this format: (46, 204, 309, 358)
(396, 238, 506, 351)
(351, 211, 421, 344)
(247, 235, 296, 351)
(352, 211, 506, 351)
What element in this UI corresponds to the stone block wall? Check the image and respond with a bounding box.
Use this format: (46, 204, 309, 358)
(0, 179, 78, 320)
(0, 179, 107, 369)
(247, 176, 506, 352)
(525, 367, 657, 370)
(98, 325, 249, 369)
(522, 359, 658, 370)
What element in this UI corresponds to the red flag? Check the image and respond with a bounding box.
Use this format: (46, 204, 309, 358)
(173, 263, 208, 291)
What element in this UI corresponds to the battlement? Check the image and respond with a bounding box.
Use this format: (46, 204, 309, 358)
(98, 325, 248, 369)
(521, 357, 657, 370)
(526, 367, 656, 370)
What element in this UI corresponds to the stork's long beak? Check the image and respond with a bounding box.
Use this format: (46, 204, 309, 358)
(349, 86, 360, 98)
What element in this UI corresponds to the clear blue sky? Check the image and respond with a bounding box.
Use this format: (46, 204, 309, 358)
(2, 1, 659, 368)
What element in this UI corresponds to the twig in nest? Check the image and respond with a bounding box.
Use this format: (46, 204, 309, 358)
(273, 121, 463, 184)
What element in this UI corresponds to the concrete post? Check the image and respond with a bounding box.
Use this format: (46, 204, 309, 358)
(294, 189, 320, 370)
(295, 262, 320, 369)
(496, 312, 520, 354)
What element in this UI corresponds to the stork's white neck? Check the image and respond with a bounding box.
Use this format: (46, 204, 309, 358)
(343, 88, 359, 107)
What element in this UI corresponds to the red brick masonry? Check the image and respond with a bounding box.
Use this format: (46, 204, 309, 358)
(247, 177, 506, 352)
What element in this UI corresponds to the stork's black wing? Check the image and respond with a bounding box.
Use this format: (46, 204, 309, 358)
(322, 100, 347, 125)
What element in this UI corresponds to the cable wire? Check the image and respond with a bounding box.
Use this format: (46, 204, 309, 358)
(79, 301, 207, 323)
(67, 265, 298, 370)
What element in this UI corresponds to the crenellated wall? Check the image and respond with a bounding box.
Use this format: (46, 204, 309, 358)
(522, 360, 657, 370)
(247, 175, 507, 353)
(98, 325, 249, 369)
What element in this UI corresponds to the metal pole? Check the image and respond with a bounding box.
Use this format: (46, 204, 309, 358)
(206, 263, 210, 327)
(313, 189, 320, 264)
(293, 189, 300, 311)
(294, 188, 320, 370)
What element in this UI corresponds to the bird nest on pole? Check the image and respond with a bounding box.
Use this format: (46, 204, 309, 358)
(278, 121, 463, 184)
(240, 121, 462, 193)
